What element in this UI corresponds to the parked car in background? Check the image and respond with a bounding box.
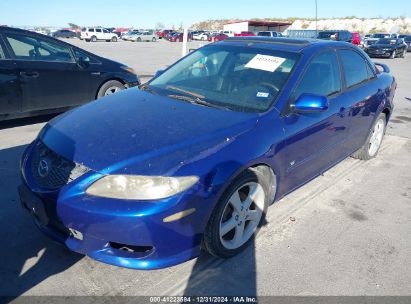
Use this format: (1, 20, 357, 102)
(364, 33, 391, 48)
(130, 31, 157, 42)
(164, 31, 178, 41)
(18, 37, 395, 270)
(403, 35, 411, 51)
(0, 27, 139, 121)
(365, 38, 407, 58)
(222, 30, 235, 37)
(209, 33, 228, 42)
(80, 27, 118, 42)
(122, 30, 141, 41)
(52, 29, 77, 39)
(157, 29, 174, 39)
(234, 31, 255, 37)
(193, 32, 209, 41)
(317, 30, 352, 42)
(257, 31, 283, 37)
(169, 32, 192, 42)
(351, 32, 361, 46)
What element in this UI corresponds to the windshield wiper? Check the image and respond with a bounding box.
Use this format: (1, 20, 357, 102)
(167, 94, 230, 111)
(166, 85, 205, 99)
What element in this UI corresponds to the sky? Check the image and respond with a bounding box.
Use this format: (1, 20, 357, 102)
(1, 0, 410, 28)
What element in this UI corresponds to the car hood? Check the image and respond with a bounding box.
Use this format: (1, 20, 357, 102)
(40, 88, 258, 174)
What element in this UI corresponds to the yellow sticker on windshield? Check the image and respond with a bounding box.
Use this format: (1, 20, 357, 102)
(245, 54, 286, 72)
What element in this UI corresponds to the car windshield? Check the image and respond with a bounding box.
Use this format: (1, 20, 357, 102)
(377, 38, 396, 44)
(147, 45, 300, 113)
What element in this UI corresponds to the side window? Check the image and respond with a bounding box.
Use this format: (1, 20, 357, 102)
(0, 44, 5, 59)
(5, 32, 74, 62)
(73, 49, 98, 64)
(292, 50, 341, 100)
(339, 49, 369, 88)
(103, 29, 108, 33)
(96, 29, 102, 33)
(89, 28, 95, 32)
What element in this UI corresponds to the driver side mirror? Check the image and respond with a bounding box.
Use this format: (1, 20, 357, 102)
(291, 94, 329, 113)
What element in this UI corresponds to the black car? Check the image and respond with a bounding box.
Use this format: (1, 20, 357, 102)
(317, 30, 352, 43)
(52, 30, 77, 39)
(365, 38, 407, 59)
(0, 27, 139, 121)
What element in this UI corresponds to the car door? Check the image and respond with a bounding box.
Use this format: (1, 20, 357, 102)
(338, 48, 384, 151)
(3, 30, 91, 112)
(279, 49, 352, 192)
(0, 37, 22, 116)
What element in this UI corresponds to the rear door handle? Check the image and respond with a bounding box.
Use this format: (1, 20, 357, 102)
(20, 71, 40, 78)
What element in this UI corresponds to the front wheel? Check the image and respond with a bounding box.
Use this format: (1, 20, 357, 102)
(352, 113, 386, 160)
(137, 37, 142, 42)
(203, 168, 270, 258)
(91, 36, 97, 42)
(97, 80, 125, 98)
(390, 50, 396, 59)
(152, 37, 156, 42)
(111, 36, 117, 42)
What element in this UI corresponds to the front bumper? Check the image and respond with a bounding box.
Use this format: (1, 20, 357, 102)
(19, 141, 215, 270)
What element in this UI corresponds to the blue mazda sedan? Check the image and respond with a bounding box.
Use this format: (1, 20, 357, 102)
(19, 37, 396, 269)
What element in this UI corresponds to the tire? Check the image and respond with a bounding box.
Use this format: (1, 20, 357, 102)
(111, 36, 117, 42)
(203, 168, 271, 258)
(97, 80, 125, 98)
(352, 113, 386, 160)
(152, 37, 156, 42)
(137, 37, 142, 42)
(85, 39, 90, 42)
(201, 37, 205, 41)
(400, 49, 405, 58)
(390, 50, 396, 59)
(91, 36, 97, 42)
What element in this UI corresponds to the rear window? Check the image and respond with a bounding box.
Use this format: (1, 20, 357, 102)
(405, 36, 411, 42)
(258, 32, 270, 36)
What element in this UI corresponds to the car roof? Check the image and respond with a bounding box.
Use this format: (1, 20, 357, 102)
(219, 36, 349, 53)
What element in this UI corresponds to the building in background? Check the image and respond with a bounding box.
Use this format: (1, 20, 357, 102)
(223, 20, 292, 35)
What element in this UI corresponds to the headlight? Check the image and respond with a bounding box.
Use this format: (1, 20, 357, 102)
(121, 66, 136, 75)
(86, 175, 199, 200)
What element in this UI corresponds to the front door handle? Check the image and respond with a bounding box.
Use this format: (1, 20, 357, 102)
(20, 71, 40, 78)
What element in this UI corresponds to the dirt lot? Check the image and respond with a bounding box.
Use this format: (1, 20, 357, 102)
(0, 40, 410, 299)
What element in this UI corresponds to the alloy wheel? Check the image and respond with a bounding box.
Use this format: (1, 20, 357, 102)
(104, 86, 122, 96)
(368, 118, 385, 156)
(219, 182, 265, 250)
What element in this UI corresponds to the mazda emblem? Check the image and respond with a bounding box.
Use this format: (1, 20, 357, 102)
(38, 159, 50, 177)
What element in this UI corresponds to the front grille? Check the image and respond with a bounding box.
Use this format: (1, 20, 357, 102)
(30, 141, 89, 189)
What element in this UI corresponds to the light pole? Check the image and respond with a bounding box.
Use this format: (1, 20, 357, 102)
(315, 0, 318, 37)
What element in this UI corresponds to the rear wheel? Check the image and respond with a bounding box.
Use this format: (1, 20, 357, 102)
(203, 168, 270, 258)
(152, 37, 156, 42)
(352, 113, 386, 160)
(91, 36, 97, 42)
(97, 80, 125, 98)
(111, 36, 117, 42)
(390, 50, 396, 59)
(137, 37, 142, 42)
